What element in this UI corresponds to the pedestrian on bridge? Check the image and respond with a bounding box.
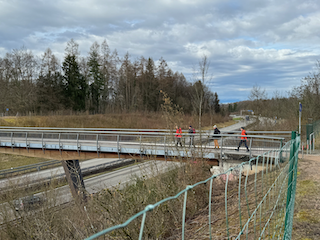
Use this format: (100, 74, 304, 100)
(213, 125, 220, 149)
(236, 127, 249, 152)
(175, 125, 183, 147)
(188, 125, 195, 147)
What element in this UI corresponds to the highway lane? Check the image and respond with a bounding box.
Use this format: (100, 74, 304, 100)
(0, 160, 180, 224)
(0, 158, 134, 190)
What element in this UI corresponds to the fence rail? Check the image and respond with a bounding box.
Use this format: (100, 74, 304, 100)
(85, 132, 300, 240)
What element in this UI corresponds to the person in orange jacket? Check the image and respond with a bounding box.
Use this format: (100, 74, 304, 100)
(236, 127, 249, 152)
(175, 125, 183, 147)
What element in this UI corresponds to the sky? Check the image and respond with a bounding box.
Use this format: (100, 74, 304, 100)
(1, 0, 320, 103)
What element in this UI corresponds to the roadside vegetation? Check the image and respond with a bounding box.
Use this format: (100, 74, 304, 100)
(0, 154, 49, 170)
(0, 111, 230, 130)
(0, 160, 213, 239)
(292, 154, 320, 239)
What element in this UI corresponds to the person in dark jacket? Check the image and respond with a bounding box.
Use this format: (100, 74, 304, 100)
(236, 127, 249, 151)
(188, 125, 194, 147)
(213, 125, 220, 149)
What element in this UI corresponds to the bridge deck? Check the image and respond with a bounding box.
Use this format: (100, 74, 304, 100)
(0, 135, 283, 160)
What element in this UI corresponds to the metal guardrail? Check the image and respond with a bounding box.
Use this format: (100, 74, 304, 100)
(0, 160, 61, 178)
(0, 126, 292, 134)
(0, 158, 135, 190)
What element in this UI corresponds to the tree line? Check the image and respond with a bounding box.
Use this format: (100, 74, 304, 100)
(0, 39, 220, 116)
(240, 61, 320, 124)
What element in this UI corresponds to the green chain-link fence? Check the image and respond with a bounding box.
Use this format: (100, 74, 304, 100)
(85, 132, 300, 240)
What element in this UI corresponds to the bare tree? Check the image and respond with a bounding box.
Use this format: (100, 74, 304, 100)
(192, 55, 212, 157)
(192, 55, 211, 131)
(248, 84, 267, 115)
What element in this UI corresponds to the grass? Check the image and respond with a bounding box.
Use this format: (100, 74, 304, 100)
(0, 112, 231, 129)
(292, 157, 320, 239)
(296, 210, 320, 224)
(0, 154, 49, 170)
(296, 180, 318, 197)
(233, 117, 243, 121)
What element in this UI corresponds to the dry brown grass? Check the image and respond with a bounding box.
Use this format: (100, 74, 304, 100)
(251, 118, 297, 132)
(0, 112, 230, 130)
(0, 154, 49, 170)
(292, 154, 320, 240)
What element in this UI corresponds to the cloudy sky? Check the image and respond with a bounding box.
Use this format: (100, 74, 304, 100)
(1, 0, 320, 103)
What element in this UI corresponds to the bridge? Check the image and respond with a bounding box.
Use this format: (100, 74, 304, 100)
(0, 125, 291, 200)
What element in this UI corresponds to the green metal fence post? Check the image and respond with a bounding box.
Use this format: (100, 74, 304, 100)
(283, 131, 296, 239)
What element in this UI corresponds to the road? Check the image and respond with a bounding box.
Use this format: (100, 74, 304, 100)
(0, 160, 180, 224)
(0, 158, 133, 190)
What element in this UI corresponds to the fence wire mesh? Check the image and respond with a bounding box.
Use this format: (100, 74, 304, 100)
(85, 133, 300, 240)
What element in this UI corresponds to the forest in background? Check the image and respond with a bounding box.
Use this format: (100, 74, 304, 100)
(230, 61, 320, 128)
(0, 39, 221, 117)
(1, 37, 320, 130)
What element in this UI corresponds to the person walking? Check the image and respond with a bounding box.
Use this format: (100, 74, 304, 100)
(175, 125, 183, 147)
(188, 125, 195, 147)
(236, 127, 249, 152)
(213, 125, 220, 149)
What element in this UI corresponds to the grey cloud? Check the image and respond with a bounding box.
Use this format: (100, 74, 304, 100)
(1, 0, 320, 103)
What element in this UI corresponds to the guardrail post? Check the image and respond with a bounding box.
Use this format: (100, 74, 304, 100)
(164, 136, 167, 160)
(25, 132, 29, 152)
(58, 133, 62, 155)
(139, 135, 142, 159)
(96, 134, 100, 157)
(249, 137, 253, 159)
(309, 139, 311, 154)
(310, 133, 315, 152)
(77, 133, 80, 156)
(117, 135, 120, 159)
(42, 132, 46, 153)
(313, 134, 315, 151)
(220, 135, 223, 160)
(10, 132, 14, 151)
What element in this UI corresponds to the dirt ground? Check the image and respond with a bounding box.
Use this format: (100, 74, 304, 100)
(292, 152, 320, 240)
